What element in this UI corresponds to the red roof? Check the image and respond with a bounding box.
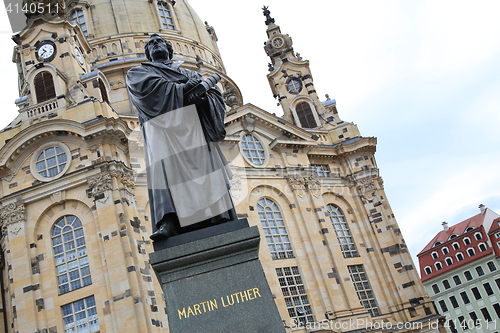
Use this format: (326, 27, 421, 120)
(488, 217, 500, 234)
(418, 212, 485, 256)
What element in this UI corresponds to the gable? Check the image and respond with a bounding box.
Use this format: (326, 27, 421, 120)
(225, 103, 319, 147)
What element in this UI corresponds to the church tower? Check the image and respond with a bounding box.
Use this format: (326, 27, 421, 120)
(222, 6, 443, 331)
(263, 6, 361, 145)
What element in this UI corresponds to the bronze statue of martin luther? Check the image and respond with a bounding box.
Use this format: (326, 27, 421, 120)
(126, 34, 237, 241)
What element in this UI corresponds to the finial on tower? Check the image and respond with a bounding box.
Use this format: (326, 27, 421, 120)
(262, 6, 275, 25)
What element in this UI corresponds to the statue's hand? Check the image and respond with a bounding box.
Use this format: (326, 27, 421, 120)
(183, 78, 201, 93)
(186, 92, 208, 106)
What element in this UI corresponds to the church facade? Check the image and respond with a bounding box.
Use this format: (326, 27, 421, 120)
(0, 1, 442, 332)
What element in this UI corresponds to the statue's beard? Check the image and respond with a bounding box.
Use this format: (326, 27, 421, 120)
(151, 48, 169, 61)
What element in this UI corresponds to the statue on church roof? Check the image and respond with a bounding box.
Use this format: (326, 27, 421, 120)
(262, 6, 275, 25)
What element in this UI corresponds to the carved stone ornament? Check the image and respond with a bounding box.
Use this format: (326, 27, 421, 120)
(88, 145, 100, 153)
(229, 176, 242, 200)
(241, 116, 256, 133)
(0, 203, 26, 227)
(119, 171, 136, 196)
(305, 175, 322, 199)
(356, 176, 376, 195)
(88, 170, 136, 197)
(287, 176, 306, 198)
(223, 83, 239, 110)
(87, 173, 112, 196)
(376, 177, 384, 189)
(50, 191, 66, 204)
(2, 173, 14, 183)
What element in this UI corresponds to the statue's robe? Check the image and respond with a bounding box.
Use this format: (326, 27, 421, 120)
(126, 60, 236, 229)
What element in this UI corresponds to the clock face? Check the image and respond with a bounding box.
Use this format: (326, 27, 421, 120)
(75, 47, 84, 66)
(36, 41, 56, 62)
(272, 37, 284, 48)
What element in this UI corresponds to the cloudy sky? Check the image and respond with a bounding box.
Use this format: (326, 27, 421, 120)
(1, 1, 500, 271)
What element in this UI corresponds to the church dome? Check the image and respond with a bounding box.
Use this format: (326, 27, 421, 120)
(60, 0, 240, 113)
(66, 0, 224, 72)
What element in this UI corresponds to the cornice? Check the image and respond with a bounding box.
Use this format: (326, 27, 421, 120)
(225, 105, 317, 143)
(308, 137, 377, 159)
(0, 117, 131, 172)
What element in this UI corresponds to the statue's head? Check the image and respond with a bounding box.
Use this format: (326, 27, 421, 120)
(145, 34, 174, 62)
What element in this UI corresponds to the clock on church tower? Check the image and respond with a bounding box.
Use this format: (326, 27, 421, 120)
(13, 10, 110, 109)
(262, 6, 324, 129)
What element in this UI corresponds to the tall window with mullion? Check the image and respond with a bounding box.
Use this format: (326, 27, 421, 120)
(326, 204, 359, 258)
(52, 215, 92, 294)
(276, 266, 314, 326)
(157, 2, 175, 30)
(70, 9, 88, 36)
(348, 265, 380, 316)
(257, 198, 294, 259)
(62, 296, 99, 332)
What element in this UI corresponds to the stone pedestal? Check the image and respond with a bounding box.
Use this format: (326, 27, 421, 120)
(149, 219, 286, 333)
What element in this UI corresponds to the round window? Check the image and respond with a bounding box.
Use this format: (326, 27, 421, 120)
(287, 78, 302, 94)
(241, 134, 267, 166)
(30, 142, 71, 182)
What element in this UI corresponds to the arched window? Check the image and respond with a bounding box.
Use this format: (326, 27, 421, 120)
(445, 257, 453, 266)
(241, 134, 266, 166)
(456, 252, 464, 261)
(424, 266, 432, 275)
(478, 243, 487, 252)
(257, 198, 294, 259)
(295, 102, 317, 129)
(157, 2, 175, 30)
(99, 79, 109, 103)
(326, 204, 359, 258)
(431, 252, 439, 259)
(452, 242, 460, 250)
(34, 71, 56, 103)
(442, 247, 449, 255)
(449, 234, 457, 240)
(52, 215, 92, 294)
(465, 227, 474, 233)
(463, 237, 471, 246)
(467, 247, 475, 257)
(71, 9, 88, 36)
(435, 262, 443, 271)
(474, 232, 482, 241)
